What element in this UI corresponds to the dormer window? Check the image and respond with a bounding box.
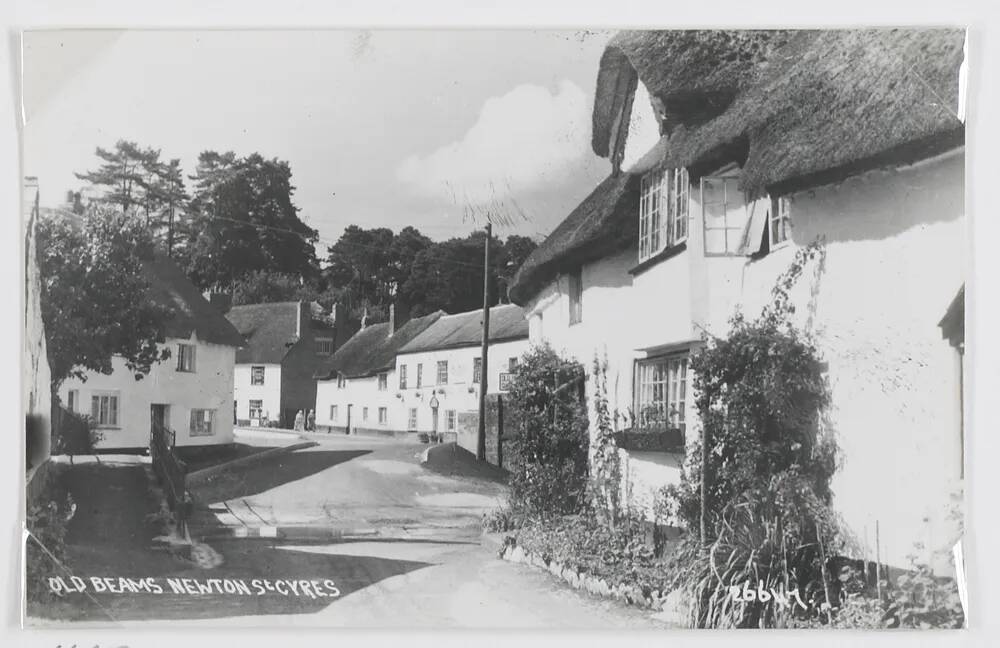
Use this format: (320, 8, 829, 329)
(639, 167, 689, 262)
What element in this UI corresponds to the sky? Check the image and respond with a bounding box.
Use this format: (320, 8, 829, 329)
(21, 29, 614, 249)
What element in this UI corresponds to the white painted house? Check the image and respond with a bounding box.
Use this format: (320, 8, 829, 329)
(57, 255, 246, 451)
(314, 308, 443, 435)
(395, 304, 530, 439)
(509, 29, 966, 569)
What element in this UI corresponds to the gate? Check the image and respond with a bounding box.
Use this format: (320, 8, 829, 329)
(150, 421, 189, 536)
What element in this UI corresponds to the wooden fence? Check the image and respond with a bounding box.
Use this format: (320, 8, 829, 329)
(150, 421, 189, 535)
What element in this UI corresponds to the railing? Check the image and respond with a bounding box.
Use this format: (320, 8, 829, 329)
(150, 421, 189, 535)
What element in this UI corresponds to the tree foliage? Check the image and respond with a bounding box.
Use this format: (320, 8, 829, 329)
(36, 206, 174, 389)
(181, 151, 319, 289)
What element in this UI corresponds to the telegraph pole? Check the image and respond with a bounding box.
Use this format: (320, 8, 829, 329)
(477, 222, 492, 461)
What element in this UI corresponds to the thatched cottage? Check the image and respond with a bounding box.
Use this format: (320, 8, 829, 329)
(508, 29, 966, 570)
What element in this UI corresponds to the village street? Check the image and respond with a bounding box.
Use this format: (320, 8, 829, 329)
(41, 430, 667, 628)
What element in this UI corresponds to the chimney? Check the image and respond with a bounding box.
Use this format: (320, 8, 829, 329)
(208, 292, 232, 314)
(389, 300, 411, 337)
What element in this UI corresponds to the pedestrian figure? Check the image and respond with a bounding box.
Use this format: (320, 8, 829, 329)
(306, 409, 315, 432)
(294, 409, 305, 431)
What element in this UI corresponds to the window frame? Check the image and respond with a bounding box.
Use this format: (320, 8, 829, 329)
(377, 372, 388, 392)
(639, 166, 690, 263)
(330, 405, 338, 422)
(701, 172, 749, 257)
(633, 353, 689, 438)
(176, 343, 197, 373)
(568, 268, 583, 326)
(473, 357, 482, 384)
(337, 374, 347, 389)
(315, 337, 334, 355)
(436, 360, 449, 385)
(249, 399, 263, 419)
(90, 392, 120, 428)
(446, 409, 456, 432)
(769, 195, 792, 250)
(416, 364, 423, 389)
(363, 406, 369, 422)
(250, 365, 265, 385)
(67, 389, 78, 413)
(190, 408, 215, 437)
(378, 407, 388, 425)
(399, 364, 408, 390)
(408, 408, 418, 431)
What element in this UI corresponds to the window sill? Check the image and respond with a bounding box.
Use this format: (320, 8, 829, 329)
(613, 429, 685, 453)
(629, 242, 687, 276)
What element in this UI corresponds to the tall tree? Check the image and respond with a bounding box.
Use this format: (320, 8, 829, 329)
(36, 205, 174, 390)
(324, 226, 396, 314)
(75, 140, 162, 217)
(496, 234, 538, 302)
(400, 231, 504, 316)
(181, 151, 319, 289)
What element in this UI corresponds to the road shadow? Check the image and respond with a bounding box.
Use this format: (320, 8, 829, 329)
(422, 443, 508, 484)
(190, 449, 371, 503)
(27, 462, 433, 623)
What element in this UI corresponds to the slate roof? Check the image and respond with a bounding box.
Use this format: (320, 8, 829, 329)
(143, 255, 245, 348)
(315, 311, 444, 380)
(398, 304, 529, 355)
(225, 302, 302, 364)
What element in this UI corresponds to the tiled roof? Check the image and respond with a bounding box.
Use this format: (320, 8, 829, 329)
(225, 302, 302, 363)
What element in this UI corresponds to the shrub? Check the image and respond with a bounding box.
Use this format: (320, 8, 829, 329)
(505, 343, 589, 517)
(885, 553, 965, 629)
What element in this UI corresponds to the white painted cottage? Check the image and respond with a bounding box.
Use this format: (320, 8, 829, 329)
(508, 29, 966, 569)
(314, 308, 443, 435)
(57, 255, 246, 452)
(395, 303, 530, 440)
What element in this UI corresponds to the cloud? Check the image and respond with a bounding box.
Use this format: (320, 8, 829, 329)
(396, 80, 591, 208)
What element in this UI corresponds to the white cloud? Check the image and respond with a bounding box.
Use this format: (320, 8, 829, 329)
(396, 80, 591, 207)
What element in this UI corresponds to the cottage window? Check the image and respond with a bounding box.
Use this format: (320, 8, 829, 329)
(635, 355, 688, 437)
(249, 399, 263, 419)
(251, 365, 265, 385)
(363, 407, 369, 422)
(473, 357, 482, 384)
(399, 364, 408, 389)
(176, 344, 197, 372)
(437, 360, 449, 385)
(509, 357, 518, 372)
(770, 196, 792, 247)
(337, 374, 347, 389)
(90, 392, 119, 427)
(408, 408, 418, 431)
(416, 364, 423, 388)
(315, 338, 334, 355)
(67, 389, 78, 413)
(568, 269, 583, 325)
(330, 405, 338, 422)
(190, 409, 215, 437)
(639, 167, 689, 262)
(702, 174, 749, 256)
(446, 410, 456, 432)
(378, 407, 388, 425)
(378, 372, 388, 391)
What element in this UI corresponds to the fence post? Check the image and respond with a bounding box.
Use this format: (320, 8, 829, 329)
(496, 394, 504, 470)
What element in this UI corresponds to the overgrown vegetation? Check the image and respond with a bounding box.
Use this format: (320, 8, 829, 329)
(503, 343, 590, 519)
(25, 471, 74, 604)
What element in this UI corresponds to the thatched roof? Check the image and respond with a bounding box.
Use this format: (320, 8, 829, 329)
(143, 255, 246, 348)
(508, 173, 639, 305)
(595, 28, 965, 196)
(399, 304, 528, 355)
(315, 311, 444, 380)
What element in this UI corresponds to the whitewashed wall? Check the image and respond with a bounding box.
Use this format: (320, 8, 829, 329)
(233, 363, 281, 423)
(395, 338, 531, 433)
(525, 147, 964, 568)
(58, 333, 236, 449)
(315, 370, 401, 432)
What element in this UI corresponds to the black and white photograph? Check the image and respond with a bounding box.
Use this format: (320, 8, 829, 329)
(19, 25, 969, 631)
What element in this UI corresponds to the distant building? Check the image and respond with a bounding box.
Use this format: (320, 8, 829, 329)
(58, 255, 246, 451)
(395, 303, 529, 442)
(226, 301, 354, 428)
(314, 306, 442, 435)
